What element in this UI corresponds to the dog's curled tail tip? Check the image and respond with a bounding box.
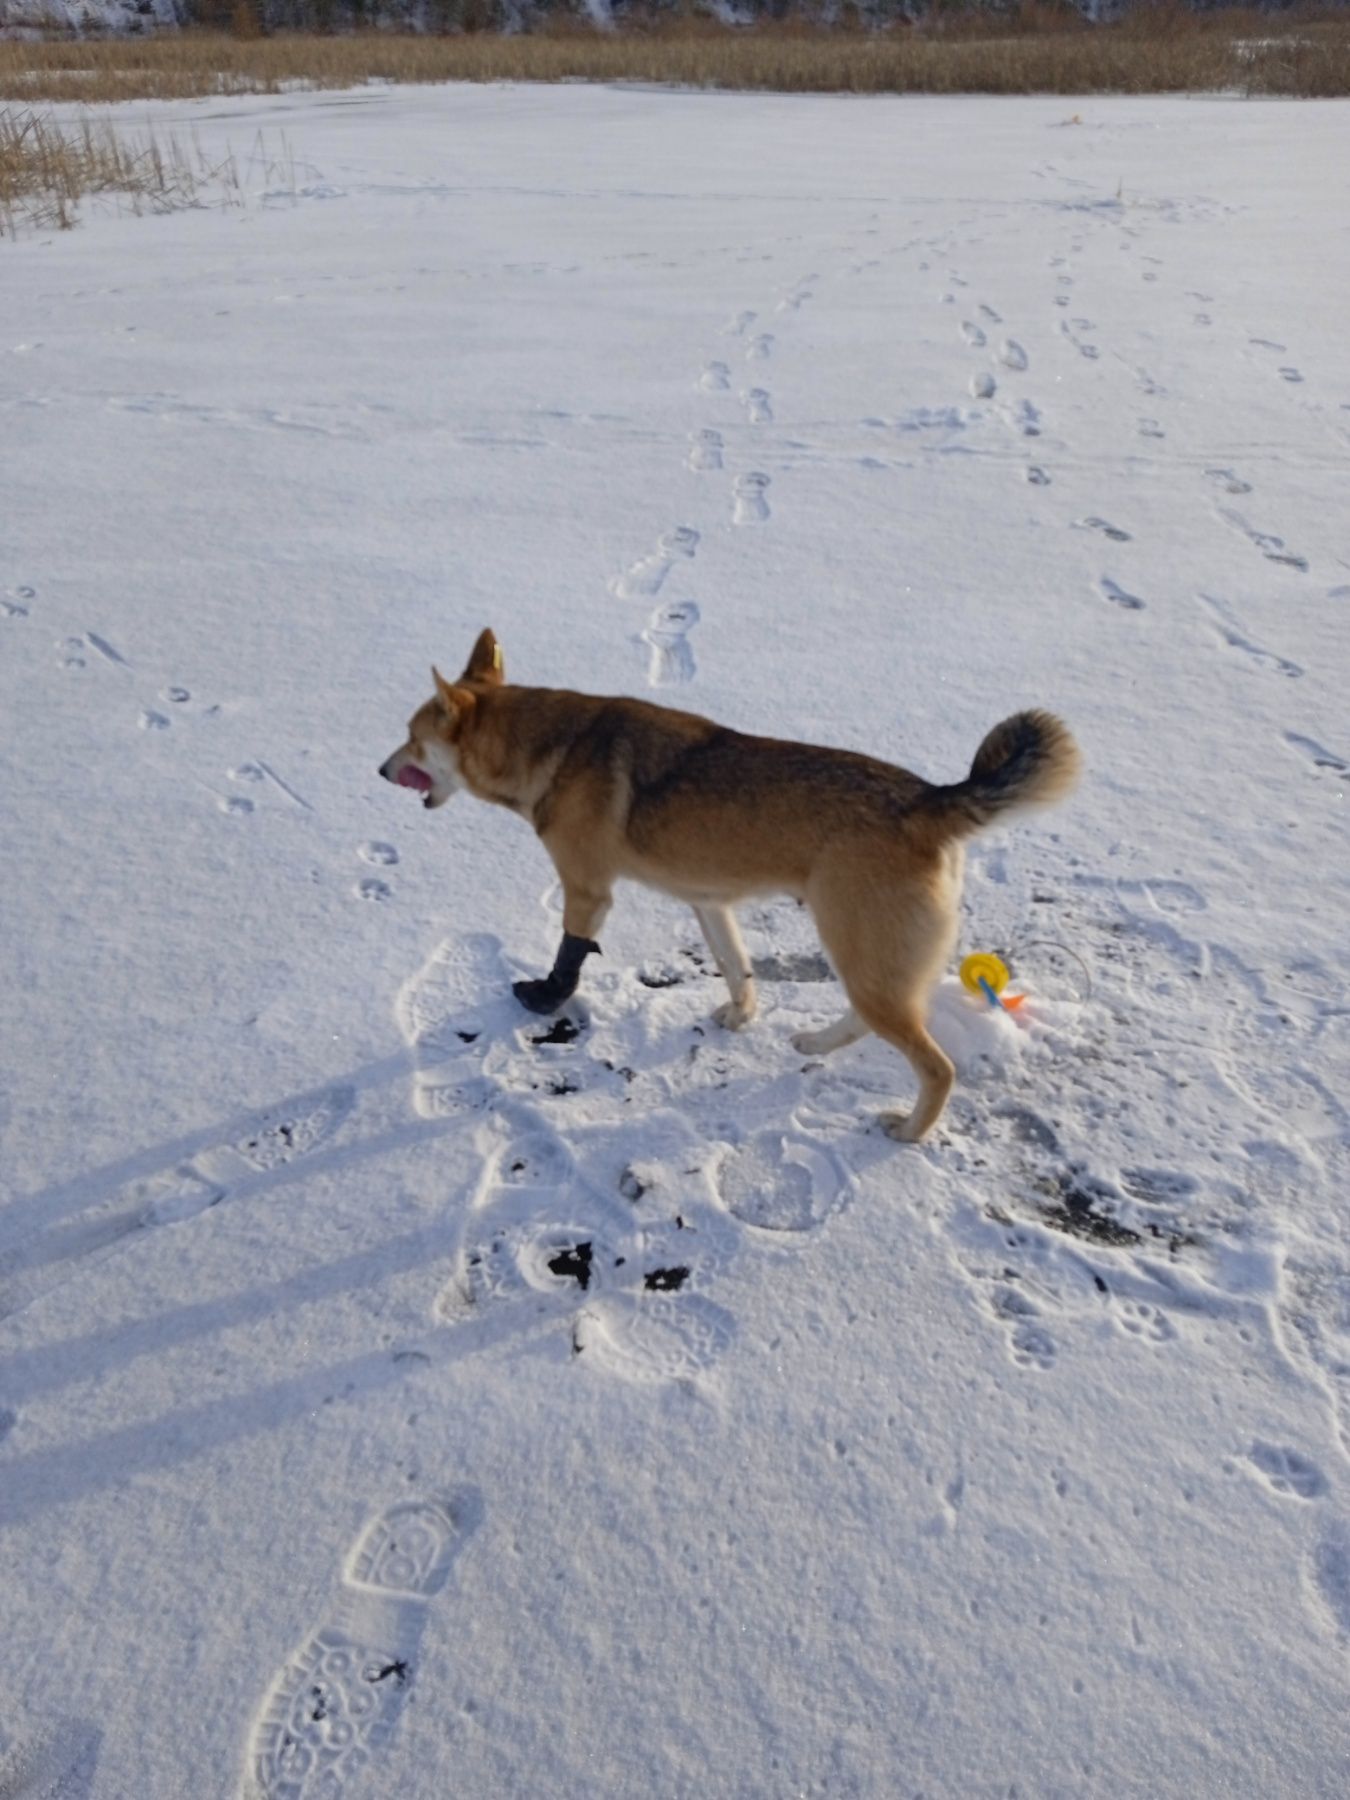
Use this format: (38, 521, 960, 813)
(926, 709, 1081, 841)
(971, 708, 1081, 810)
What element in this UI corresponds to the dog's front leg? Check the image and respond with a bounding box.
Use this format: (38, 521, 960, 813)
(512, 881, 610, 1016)
(694, 904, 757, 1030)
(512, 932, 600, 1015)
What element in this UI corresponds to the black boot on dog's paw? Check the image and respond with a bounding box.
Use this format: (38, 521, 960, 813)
(512, 933, 600, 1016)
(513, 977, 565, 1015)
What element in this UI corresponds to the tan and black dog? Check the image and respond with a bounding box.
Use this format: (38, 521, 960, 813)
(380, 628, 1079, 1143)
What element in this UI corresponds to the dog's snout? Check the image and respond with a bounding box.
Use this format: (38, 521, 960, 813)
(378, 758, 396, 783)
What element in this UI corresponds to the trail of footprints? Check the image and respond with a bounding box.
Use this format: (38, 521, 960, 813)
(617, 264, 816, 688)
(941, 271, 1046, 466)
(40, 612, 395, 886)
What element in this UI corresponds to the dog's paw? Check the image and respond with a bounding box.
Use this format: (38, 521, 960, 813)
(512, 977, 564, 1016)
(880, 1110, 926, 1144)
(712, 997, 756, 1032)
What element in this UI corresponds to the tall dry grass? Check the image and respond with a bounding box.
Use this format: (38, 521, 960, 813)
(0, 10, 1346, 103)
(0, 106, 239, 232)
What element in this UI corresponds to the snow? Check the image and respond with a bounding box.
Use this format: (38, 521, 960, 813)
(0, 0, 183, 37)
(3, 80, 1350, 1798)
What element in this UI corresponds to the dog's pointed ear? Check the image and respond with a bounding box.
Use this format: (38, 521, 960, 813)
(432, 666, 462, 714)
(461, 627, 503, 687)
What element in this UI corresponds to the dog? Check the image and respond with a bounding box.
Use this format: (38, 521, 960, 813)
(380, 628, 1079, 1143)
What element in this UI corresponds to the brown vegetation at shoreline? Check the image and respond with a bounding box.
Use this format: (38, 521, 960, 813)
(1, 7, 1346, 103)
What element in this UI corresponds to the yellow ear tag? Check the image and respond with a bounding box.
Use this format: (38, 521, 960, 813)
(492, 644, 503, 672)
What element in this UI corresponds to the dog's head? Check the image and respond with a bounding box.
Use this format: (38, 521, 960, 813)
(379, 627, 503, 810)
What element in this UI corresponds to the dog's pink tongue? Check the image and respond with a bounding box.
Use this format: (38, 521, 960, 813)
(398, 765, 433, 793)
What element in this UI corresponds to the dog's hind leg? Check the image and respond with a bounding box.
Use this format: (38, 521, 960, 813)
(858, 1002, 954, 1142)
(809, 852, 958, 1142)
(792, 1008, 868, 1058)
(694, 904, 757, 1029)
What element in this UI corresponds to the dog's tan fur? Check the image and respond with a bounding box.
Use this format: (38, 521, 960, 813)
(380, 628, 1080, 1142)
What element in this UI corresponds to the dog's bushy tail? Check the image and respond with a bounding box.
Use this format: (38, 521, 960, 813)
(918, 710, 1080, 844)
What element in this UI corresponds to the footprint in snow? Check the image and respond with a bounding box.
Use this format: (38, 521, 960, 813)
(139, 709, 170, 731)
(969, 372, 997, 400)
(1245, 1442, 1327, 1501)
(732, 471, 771, 525)
(440, 1217, 617, 1319)
(986, 1284, 1057, 1372)
(228, 760, 312, 810)
(1121, 1167, 1201, 1204)
(359, 841, 399, 866)
(574, 1293, 734, 1383)
(998, 398, 1041, 438)
(1205, 467, 1252, 496)
(395, 932, 504, 1119)
(742, 388, 773, 425)
(746, 333, 774, 361)
(357, 878, 393, 902)
(57, 630, 129, 669)
(775, 282, 815, 314)
(1075, 517, 1132, 543)
(1072, 874, 1206, 917)
(642, 599, 699, 687)
(3, 583, 35, 618)
(978, 302, 1002, 322)
(711, 1129, 846, 1234)
(0, 1086, 352, 1325)
(1026, 466, 1051, 486)
(227, 1088, 356, 1175)
(438, 1123, 734, 1383)
(998, 339, 1029, 371)
(1284, 732, 1348, 774)
(722, 310, 756, 336)
(1279, 366, 1304, 384)
(1098, 577, 1145, 612)
(245, 1498, 474, 1800)
(610, 527, 699, 601)
(960, 320, 987, 347)
(1113, 1300, 1177, 1345)
(1217, 507, 1308, 572)
(698, 362, 730, 392)
(687, 427, 724, 473)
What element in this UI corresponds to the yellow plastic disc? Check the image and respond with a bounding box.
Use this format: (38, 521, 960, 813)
(960, 952, 1010, 997)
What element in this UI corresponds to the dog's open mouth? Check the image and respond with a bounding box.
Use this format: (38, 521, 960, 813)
(397, 765, 435, 807)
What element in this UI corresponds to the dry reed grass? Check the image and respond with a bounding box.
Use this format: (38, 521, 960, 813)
(0, 105, 239, 233)
(0, 10, 1346, 104)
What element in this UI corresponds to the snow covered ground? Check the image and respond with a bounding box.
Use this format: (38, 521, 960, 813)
(3, 82, 1349, 1798)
